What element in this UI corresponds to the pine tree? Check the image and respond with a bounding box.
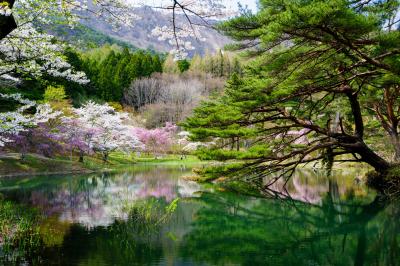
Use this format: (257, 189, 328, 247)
(152, 55, 163, 73)
(184, 0, 400, 190)
(177, 59, 190, 73)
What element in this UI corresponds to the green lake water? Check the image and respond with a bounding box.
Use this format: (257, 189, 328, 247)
(0, 164, 398, 265)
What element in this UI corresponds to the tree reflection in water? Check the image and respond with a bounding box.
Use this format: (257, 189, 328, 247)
(0, 166, 398, 265)
(180, 184, 395, 265)
(0, 165, 200, 228)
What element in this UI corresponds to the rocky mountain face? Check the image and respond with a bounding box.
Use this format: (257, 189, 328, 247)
(80, 6, 230, 56)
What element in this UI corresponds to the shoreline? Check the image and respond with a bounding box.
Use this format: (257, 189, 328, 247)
(0, 153, 201, 179)
(0, 169, 98, 179)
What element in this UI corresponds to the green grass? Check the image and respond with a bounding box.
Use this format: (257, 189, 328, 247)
(135, 154, 201, 164)
(0, 152, 202, 177)
(0, 154, 89, 176)
(0, 198, 42, 261)
(80, 152, 136, 170)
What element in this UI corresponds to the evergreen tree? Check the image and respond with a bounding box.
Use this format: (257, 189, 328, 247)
(184, 0, 400, 191)
(76, 45, 164, 102)
(177, 59, 191, 73)
(152, 55, 163, 73)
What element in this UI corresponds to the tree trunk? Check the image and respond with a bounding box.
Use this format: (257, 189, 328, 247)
(102, 152, 109, 163)
(0, 1, 17, 40)
(389, 133, 400, 162)
(352, 141, 390, 174)
(79, 151, 84, 163)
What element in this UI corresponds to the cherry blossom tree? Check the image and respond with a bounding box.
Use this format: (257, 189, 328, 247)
(59, 118, 96, 162)
(0, 93, 61, 148)
(6, 122, 65, 159)
(1, 0, 227, 59)
(0, 23, 90, 83)
(132, 122, 177, 156)
(177, 130, 215, 153)
(149, 0, 226, 58)
(72, 101, 142, 162)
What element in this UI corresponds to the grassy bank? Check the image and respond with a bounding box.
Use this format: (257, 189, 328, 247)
(0, 153, 201, 177)
(135, 154, 200, 164)
(0, 198, 42, 263)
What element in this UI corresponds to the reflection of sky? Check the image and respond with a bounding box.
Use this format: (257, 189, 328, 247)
(27, 169, 201, 228)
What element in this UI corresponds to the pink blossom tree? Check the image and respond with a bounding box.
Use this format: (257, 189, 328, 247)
(6, 122, 65, 159)
(132, 123, 178, 157)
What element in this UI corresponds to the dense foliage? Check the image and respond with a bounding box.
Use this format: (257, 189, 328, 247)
(74, 46, 163, 102)
(184, 0, 400, 191)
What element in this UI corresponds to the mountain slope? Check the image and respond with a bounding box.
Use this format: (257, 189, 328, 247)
(81, 6, 230, 56)
(49, 23, 138, 50)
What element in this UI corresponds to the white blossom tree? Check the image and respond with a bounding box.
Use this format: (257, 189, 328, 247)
(0, 93, 62, 147)
(0, 0, 139, 82)
(72, 101, 142, 161)
(0, 23, 89, 83)
(150, 0, 226, 58)
(1, 0, 228, 58)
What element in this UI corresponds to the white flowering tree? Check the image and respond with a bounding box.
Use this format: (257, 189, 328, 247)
(72, 101, 142, 162)
(0, 93, 61, 147)
(0, 23, 88, 148)
(0, 23, 89, 83)
(0, 0, 134, 82)
(177, 130, 216, 153)
(0, 1, 89, 148)
(150, 0, 226, 58)
(1, 0, 227, 58)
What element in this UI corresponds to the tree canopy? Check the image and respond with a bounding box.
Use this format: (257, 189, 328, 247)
(184, 0, 400, 190)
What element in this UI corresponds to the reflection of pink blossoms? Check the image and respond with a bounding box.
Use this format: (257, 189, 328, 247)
(134, 171, 178, 202)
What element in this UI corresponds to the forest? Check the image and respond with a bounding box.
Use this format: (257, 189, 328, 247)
(1, 0, 400, 265)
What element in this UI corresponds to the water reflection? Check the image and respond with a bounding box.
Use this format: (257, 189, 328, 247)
(0, 166, 398, 265)
(0, 165, 200, 228)
(268, 169, 371, 204)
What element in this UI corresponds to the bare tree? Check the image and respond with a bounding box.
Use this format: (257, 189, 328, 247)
(124, 73, 204, 127)
(123, 76, 163, 110)
(159, 78, 202, 122)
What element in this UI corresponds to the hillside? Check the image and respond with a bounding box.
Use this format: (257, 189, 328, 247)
(47, 24, 138, 51)
(80, 6, 230, 56)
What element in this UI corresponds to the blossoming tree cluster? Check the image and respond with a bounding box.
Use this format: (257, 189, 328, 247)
(1, 101, 142, 161)
(1, 98, 210, 161)
(70, 101, 142, 161)
(0, 93, 61, 147)
(0, 0, 226, 160)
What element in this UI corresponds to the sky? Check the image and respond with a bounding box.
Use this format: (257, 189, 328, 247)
(128, 0, 258, 13)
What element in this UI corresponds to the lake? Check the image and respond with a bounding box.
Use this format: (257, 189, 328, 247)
(0, 164, 398, 265)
